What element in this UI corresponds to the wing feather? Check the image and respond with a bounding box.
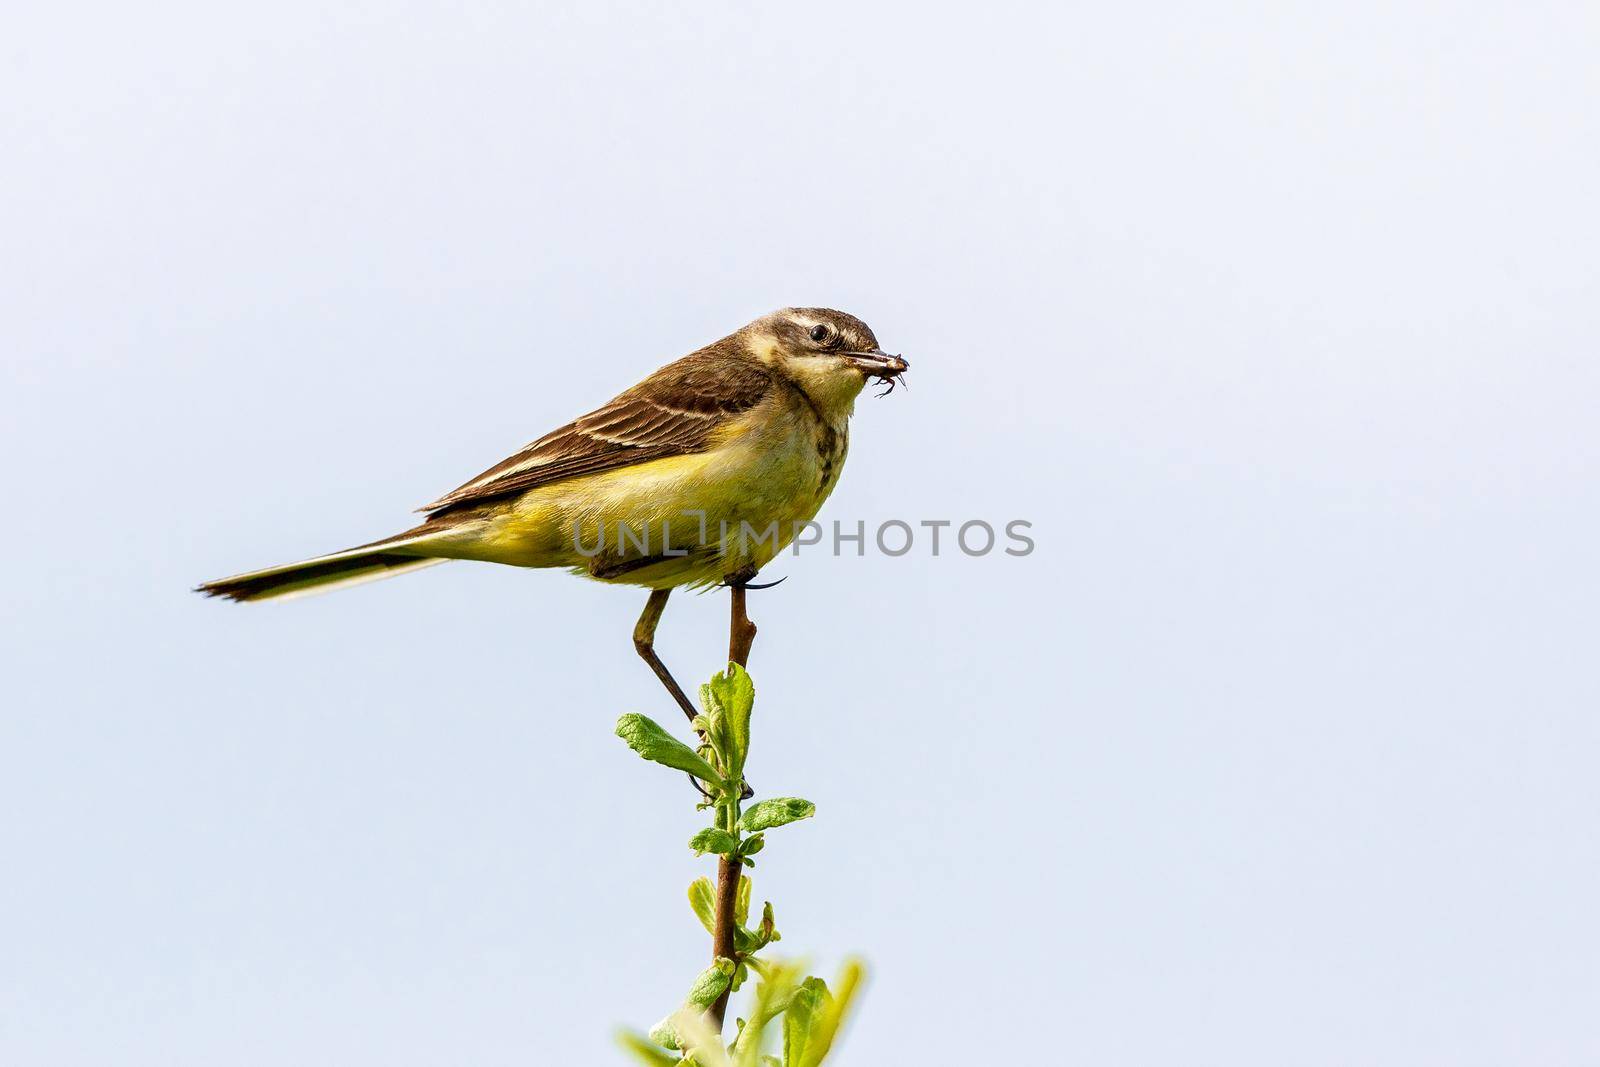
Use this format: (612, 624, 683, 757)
(420, 352, 771, 514)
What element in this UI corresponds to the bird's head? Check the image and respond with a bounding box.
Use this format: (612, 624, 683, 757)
(743, 307, 909, 413)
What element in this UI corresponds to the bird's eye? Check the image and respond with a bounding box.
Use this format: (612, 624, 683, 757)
(809, 324, 832, 344)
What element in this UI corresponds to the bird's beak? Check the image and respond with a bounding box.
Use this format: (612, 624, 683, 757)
(843, 350, 910, 378)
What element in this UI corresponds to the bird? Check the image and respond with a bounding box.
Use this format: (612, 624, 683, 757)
(197, 307, 908, 726)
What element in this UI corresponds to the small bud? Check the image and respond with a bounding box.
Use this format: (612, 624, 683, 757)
(685, 959, 735, 1008)
(647, 1015, 680, 1050)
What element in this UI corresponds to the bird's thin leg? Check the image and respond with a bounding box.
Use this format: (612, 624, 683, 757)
(633, 588, 700, 725)
(726, 568, 760, 668)
(633, 589, 714, 800)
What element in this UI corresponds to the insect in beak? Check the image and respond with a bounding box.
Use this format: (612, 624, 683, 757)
(844, 350, 909, 396)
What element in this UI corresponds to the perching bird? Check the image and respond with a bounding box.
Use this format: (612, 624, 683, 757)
(198, 307, 907, 724)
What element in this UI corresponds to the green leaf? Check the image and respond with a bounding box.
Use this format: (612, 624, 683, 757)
(688, 828, 740, 856)
(758, 901, 777, 944)
(797, 960, 865, 1067)
(686, 957, 736, 1009)
(616, 1030, 680, 1066)
(782, 978, 828, 1067)
(701, 663, 755, 783)
(615, 714, 725, 786)
(739, 798, 816, 833)
(740, 833, 766, 858)
(729, 960, 804, 1065)
(688, 877, 717, 935)
(735, 874, 752, 927)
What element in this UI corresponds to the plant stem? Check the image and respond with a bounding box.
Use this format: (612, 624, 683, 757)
(708, 582, 758, 1031)
(709, 851, 742, 1024)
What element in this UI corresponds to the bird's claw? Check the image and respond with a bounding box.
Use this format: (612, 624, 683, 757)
(722, 569, 787, 591)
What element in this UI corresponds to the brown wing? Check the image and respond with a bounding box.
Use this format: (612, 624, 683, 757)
(420, 352, 772, 514)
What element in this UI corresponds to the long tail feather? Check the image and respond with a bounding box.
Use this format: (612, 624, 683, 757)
(196, 533, 448, 603)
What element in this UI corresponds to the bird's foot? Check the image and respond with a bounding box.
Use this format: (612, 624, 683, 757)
(721, 565, 786, 591)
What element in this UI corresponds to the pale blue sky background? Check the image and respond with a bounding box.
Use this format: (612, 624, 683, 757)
(4, 3, 1598, 1064)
